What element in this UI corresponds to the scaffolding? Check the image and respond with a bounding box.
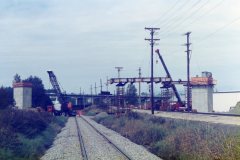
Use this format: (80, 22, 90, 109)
(185, 86, 192, 110)
(160, 87, 174, 111)
(116, 84, 125, 114)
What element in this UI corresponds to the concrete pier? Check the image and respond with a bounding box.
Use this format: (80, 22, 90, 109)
(191, 72, 216, 112)
(13, 82, 32, 109)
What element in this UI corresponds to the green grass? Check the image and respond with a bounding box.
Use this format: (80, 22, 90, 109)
(93, 111, 240, 160)
(0, 108, 67, 160)
(83, 105, 106, 116)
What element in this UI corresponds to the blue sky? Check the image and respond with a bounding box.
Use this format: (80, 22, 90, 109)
(0, 0, 240, 94)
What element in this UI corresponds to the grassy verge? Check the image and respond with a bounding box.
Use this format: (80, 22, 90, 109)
(0, 108, 67, 160)
(91, 111, 240, 160)
(82, 105, 106, 116)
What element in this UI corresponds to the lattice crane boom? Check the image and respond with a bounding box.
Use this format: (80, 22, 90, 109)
(47, 71, 65, 104)
(155, 49, 184, 106)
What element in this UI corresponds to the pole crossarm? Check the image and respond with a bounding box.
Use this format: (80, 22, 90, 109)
(145, 38, 160, 41)
(145, 27, 160, 30)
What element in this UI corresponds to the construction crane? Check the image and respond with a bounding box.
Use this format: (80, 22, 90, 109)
(155, 49, 186, 110)
(47, 71, 71, 116)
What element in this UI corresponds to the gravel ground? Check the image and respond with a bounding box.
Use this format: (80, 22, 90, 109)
(41, 117, 82, 160)
(41, 116, 161, 160)
(76, 117, 127, 160)
(82, 116, 162, 160)
(135, 109, 240, 126)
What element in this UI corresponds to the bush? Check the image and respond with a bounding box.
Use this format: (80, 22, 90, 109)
(83, 106, 105, 116)
(93, 111, 240, 160)
(11, 111, 50, 138)
(0, 108, 67, 160)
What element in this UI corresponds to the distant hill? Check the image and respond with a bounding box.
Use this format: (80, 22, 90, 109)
(229, 101, 240, 114)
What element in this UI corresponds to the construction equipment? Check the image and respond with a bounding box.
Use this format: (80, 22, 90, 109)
(155, 49, 186, 111)
(47, 71, 72, 116)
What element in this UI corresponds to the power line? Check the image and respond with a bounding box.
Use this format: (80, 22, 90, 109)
(159, 14, 240, 78)
(157, 0, 225, 41)
(154, 0, 189, 27)
(157, 14, 240, 62)
(152, 0, 180, 26)
(196, 15, 240, 44)
(161, 0, 210, 38)
(185, 0, 225, 30)
(159, 0, 203, 31)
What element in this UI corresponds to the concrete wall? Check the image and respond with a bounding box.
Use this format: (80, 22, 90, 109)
(213, 92, 240, 112)
(192, 85, 213, 112)
(14, 87, 32, 109)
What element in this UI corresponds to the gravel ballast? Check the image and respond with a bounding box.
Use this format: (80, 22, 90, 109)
(41, 116, 162, 160)
(41, 118, 82, 160)
(77, 117, 127, 160)
(82, 116, 162, 160)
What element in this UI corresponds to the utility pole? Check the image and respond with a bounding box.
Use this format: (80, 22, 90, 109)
(82, 90, 85, 108)
(145, 27, 160, 115)
(138, 67, 141, 108)
(106, 76, 109, 91)
(95, 82, 97, 95)
(115, 67, 123, 115)
(100, 79, 103, 93)
(115, 67, 123, 78)
(90, 85, 93, 95)
(90, 85, 93, 104)
(184, 32, 192, 112)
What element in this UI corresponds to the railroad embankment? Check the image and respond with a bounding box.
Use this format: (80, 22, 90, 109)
(85, 107, 240, 160)
(0, 108, 67, 160)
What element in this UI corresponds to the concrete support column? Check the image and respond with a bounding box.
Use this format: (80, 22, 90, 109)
(13, 82, 32, 109)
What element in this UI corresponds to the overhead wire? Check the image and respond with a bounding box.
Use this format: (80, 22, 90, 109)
(156, 0, 227, 57)
(159, 0, 202, 32)
(161, 0, 210, 38)
(160, 15, 240, 66)
(158, 16, 240, 72)
(151, 0, 179, 26)
(153, 0, 190, 27)
(185, 0, 226, 30)
(196, 15, 240, 45)
(159, 0, 225, 40)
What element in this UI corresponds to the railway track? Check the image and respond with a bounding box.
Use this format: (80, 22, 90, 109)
(75, 116, 132, 160)
(75, 117, 88, 160)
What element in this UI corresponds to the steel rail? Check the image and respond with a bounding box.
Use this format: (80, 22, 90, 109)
(75, 117, 88, 160)
(80, 116, 132, 160)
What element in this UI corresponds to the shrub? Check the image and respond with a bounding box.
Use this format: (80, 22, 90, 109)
(148, 116, 166, 124)
(0, 108, 67, 160)
(10, 110, 53, 138)
(93, 111, 240, 160)
(126, 111, 143, 120)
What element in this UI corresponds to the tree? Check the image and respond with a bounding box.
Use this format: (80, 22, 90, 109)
(23, 76, 52, 109)
(0, 86, 13, 110)
(13, 74, 21, 83)
(125, 84, 138, 105)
